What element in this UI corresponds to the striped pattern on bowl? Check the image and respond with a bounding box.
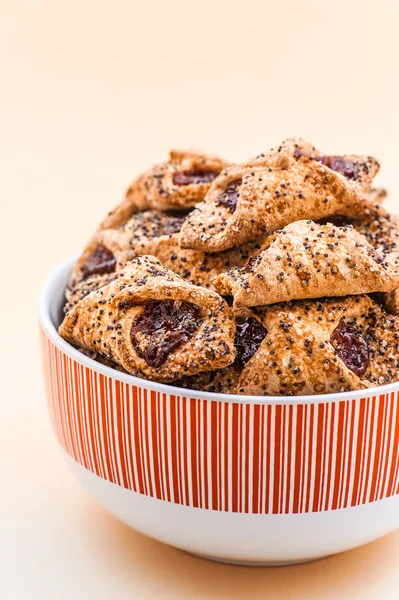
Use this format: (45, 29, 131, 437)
(41, 330, 399, 515)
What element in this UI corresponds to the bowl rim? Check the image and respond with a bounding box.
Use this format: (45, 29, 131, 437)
(39, 256, 399, 406)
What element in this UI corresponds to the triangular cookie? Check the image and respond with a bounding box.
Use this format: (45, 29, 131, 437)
(321, 201, 399, 316)
(214, 220, 399, 307)
(235, 295, 399, 395)
(59, 256, 236, 382)
(179, 139, 379, 252)
(67, 210, 264, 303)
(100, 150, 228, 230)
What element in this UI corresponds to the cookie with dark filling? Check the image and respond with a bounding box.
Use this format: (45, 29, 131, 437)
(67, 209, 264, 305)
(67, 210, 188, 293)
(235, 295, 399, 395)
(59, 256, 236, 382)
(175, 313, 268, 393)
(214, 220, 399, 307)
(100, 150, 228, 230)
(179, 138, 379, 252)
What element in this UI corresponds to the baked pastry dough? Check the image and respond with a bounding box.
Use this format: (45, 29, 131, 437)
(321, 201, 399, 316)
(100, 150, 228, 230)
(174, 367, 240, 394)
(59, 256, 236, 382)
(367, 187, 387, 205)
(175, 309, 268, 393)
(331, 201, 399, 255)
(142, 235, 263, 289)
(179, 139, 379, 252)
(68, 210, 264, 297)
(234, 295, 399, 395)
(64, 272, 115, 314)
(77, 347, 128, 373)
(67, 210, 188, 292)
(214, 220, 399, 307)
(59, 139, 399, 395)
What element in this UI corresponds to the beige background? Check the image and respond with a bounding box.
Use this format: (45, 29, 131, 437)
(1, 0, 399, 597)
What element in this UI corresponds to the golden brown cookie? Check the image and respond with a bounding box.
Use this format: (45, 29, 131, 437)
(321, 201, 399, 316)
(100, 150, 228, 230)
(65, 272, 116, 314)
(146, 235, 264, 289)
(67, 210, 188, 292)
(179, 139, 379, 252)
(174, 310, 268, 393)
(234, 295, 399, 395)
(327, 201, 399, 254)
(214, 220, 399, 307)
(67, 210, 264, 300)
(77, 347, 128, 373)
(59, 256, 236, 382)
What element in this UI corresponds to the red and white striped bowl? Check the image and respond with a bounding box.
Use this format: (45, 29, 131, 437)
(40, 258, 399, 565)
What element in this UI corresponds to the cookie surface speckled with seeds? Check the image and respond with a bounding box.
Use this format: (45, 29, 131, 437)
(179, 139, 379, 252)
(214, 220, 399, 307)
(235, 295, 399, 395)
(67, 209, 265, 300)
(67, 210, 189, 294)
(100, 150, 228, 230)
(321, 199, 399, 316)
(175, 312, 268, 393)
(59, 256, 236, 382)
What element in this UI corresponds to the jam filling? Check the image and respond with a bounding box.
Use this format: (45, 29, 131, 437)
(330, 319, 369, 376)
(162, 214, 187, 235)
(131, 300, 201, 367)
(245, 255, 262, 273)
(234, 318, 268, 370)
(294, 150, 358, 180)
(313, 156, 358, 180)
(218, 179, 242, 213)
(173, 170, 219, 186)
(81, 245, 116, 279)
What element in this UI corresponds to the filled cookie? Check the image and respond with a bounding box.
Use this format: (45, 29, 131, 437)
(67, 209, 264, 304)
(320, 200, 399, 315)
(179, 138, 379, 252)
(100, 149, 228, 230)
(60, 256, 236, 382)
(214, 220, 399, 307)
(59, 138, 399, 396)
(233, 295, 399, 395)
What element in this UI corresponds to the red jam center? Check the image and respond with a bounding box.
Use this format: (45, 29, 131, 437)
(245, 255, 262, 273)
(314, 156, 358, 180)
(81, 245, 116, 279)
(131, 300, 201, 367)
(234, 318, 267, 370)
(330, 319, 369, 376)
(162, 214, 187, 235)
(218, 179, 242, 213)
(294, 150, 358, 180)
(173, 170, 219, 186)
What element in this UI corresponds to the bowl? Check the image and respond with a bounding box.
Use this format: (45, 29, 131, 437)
(39, 257, 399, 566)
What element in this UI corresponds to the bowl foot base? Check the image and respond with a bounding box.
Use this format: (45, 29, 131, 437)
(187, 551, 326, 567)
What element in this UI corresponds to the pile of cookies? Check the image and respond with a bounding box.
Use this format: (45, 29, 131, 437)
(59, 138, 399, 395)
